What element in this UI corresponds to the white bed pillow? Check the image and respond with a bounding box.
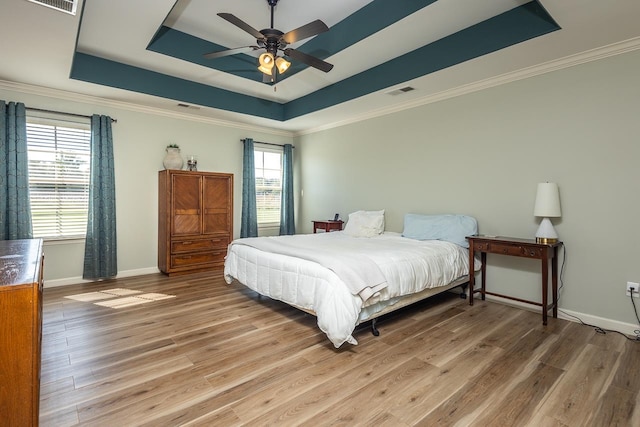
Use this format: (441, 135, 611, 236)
(343, 210, 385, 237)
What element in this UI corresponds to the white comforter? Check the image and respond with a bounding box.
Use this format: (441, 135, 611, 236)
(224, 232, 476, 348)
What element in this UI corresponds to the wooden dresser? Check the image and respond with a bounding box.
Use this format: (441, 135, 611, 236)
(0, 239, 44, 426)
(158, 170, 233, 275)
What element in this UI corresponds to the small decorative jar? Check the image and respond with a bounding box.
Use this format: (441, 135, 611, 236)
(187, 155, 198, 171)
(163, 146, 183, 170)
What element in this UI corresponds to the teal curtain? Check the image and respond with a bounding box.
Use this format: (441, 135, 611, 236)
(83, 115, 117, 280)
(0, 100, 32, 240)
(241, 138, 258, 238)
(279, 143, 295, 235)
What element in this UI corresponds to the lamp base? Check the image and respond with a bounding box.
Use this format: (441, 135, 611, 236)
(536, 237, 558, 244)
(535, 217, 559, 244)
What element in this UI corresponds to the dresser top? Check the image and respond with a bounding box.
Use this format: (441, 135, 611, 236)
(0, 239, 43, 287)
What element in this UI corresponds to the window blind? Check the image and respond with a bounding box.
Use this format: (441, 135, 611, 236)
(254, 149, 282, 225)
(26, 122, 91, 239)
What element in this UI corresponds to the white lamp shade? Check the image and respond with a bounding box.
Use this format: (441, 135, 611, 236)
(534, 182, 561, 218)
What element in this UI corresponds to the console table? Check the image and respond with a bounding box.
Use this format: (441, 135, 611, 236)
(466, 235, 562, 325)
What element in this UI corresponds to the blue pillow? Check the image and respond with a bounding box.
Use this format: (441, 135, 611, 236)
(402, 214, 477, 248)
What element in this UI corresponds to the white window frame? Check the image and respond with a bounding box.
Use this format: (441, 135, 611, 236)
(254, 146, 283, 229)
(26, 115, 91, 241)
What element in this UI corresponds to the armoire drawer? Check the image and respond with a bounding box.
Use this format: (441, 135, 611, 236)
(170, 249, 226, 268)
(171, 237, 228, 254)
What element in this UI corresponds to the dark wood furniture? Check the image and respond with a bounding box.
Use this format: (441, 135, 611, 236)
(466, 235, 562, 325)
(0, 239, 44, 426)
(312, 220, 344, 233)
(158, 170, 233, 275)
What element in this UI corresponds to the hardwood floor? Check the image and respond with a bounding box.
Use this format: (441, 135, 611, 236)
(40, 272, 640, 426)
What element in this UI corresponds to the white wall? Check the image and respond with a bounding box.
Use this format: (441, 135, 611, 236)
(296, 49, 640, 330)
(0, 86, 294, 284)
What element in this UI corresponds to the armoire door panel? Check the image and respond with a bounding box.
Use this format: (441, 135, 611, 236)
(172, 175, 201, 211)
(203, 176, 231, 234)
(174, 216, 200, 235)
(171, 174, 202, 235)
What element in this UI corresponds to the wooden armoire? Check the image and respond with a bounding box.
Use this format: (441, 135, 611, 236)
(158, 170, 233, 275)
(0, 239, 44, 426)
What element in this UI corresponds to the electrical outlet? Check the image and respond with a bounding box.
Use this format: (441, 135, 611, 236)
(626, 282, 640, 298)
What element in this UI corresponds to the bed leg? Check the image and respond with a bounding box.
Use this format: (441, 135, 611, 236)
(459, 283, 468, 299)
(371, 318, 380, 336)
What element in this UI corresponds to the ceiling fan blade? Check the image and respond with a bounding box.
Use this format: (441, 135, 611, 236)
(203, 46, 260, 59)
(218, 13, 265, 41)
(281, 20, 329, 44)
(284, 48, 333, 73)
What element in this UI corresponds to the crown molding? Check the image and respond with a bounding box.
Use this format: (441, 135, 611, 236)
(0, 79, 294, 138)
(297, 36, 640, 136)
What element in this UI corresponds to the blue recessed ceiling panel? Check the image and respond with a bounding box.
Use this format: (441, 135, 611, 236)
(146, 0, 439, 83)
(285, 1, 560, 120)
(70, 0, 559, 122)
(70, 52, 285, 120)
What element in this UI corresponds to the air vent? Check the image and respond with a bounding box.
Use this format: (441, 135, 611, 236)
(27, 0, 77, 15)
(177, 103, 201, 110)
(386, 86, 416, 96)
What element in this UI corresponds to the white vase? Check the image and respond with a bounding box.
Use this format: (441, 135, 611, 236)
(163, 147, 183, 170)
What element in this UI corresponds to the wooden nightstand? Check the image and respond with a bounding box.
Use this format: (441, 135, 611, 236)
(466, 235, 563, 325)
(312, 220, 344, 233)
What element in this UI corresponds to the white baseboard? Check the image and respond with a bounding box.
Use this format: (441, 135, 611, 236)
(44, 267, 161, 288)
(484, 294, 640, 338)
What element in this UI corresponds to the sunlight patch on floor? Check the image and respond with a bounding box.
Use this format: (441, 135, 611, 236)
(65, 288, 175, 308)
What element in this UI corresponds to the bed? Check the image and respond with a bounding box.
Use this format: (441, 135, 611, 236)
(224, 212, 480, 348)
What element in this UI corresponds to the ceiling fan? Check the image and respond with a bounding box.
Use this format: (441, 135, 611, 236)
(203, 0, 333, 82)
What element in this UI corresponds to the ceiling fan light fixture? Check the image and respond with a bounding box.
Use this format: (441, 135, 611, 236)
(259, 52, 274, 67)
(275, 57, 291, 74)
(258, 64, 273, 75)
(258, 52, 275, 75)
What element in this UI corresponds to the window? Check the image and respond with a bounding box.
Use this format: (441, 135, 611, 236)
(254, 147, 282, 226)
(26, 119, 91, 239)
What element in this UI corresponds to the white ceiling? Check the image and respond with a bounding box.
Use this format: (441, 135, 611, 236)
(1, 0, 640, 135)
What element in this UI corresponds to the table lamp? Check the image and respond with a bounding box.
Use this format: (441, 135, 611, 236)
(534, 182, 561, 243)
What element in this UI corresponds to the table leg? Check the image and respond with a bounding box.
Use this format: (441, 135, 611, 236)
(552, 246, 559, 318)
(542, 256, 549, 325)
(469, 245, 475, 306)
(480, 252, 486, 301)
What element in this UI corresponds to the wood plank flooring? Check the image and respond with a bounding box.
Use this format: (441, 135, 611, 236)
(39, 272, 640, 426)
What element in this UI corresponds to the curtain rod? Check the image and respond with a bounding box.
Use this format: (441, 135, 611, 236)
(241, 138, 294, 149)
(26, 107, 117, 123)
